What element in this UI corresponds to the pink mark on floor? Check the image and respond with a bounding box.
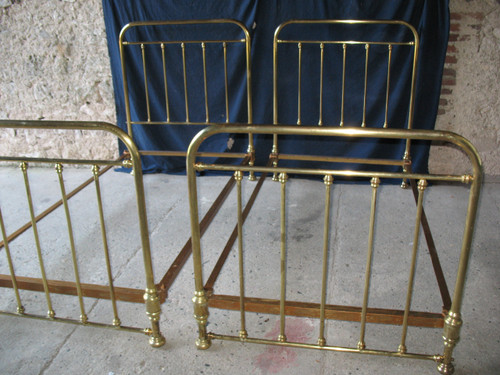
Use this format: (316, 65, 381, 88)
(253, 318, 314, 374)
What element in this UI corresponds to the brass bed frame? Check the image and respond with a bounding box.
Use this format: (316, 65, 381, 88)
(185, 20, 482, 375)
(0, 20, 254, 347)
(0, 18, 482, 374)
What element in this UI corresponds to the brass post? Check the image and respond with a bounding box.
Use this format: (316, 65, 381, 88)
(187, 144, 211, 349)
(361, 44, 370, 127)
(235, 171, 248, 339)
(318, 43, 324, 126)
(140, 44, 151, 122)
(202, 42, 209, 123)
(193, 290, 211, 349)
(383, 45, 392, 128)
(318, 175, 333, 346)
(278, 172, 288, 342)
(340, 43, 346, 126)
(144, 287, 164, 347)
(21, 162, 55, 319)
(223, 42, 230, 123)
(399, 179, 427, 353)
(56, 163, 87, 324)
(358, 177, 380, 349)
(438, 169, 482, 373)
(160, 43, 171, 122)
(297, 43, 302, 125)
(181, 42, 190, 122)
(92, 165, 121, 327)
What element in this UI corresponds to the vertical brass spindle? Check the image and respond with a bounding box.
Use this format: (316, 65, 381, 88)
(202, 43, 209, 123)
(0, 208, 24, 314)
(20, 162, 55, 318)
(181, 43, 190, 122)
(140, 44, 151, 122)
(358, 177, 380, 350)
(318, 175, 333, 346)
(92, 165, 120, 326)
(383, 45, 393, 128)
(278, 172, 288, 342)
(297, 43, 302, 125)
(340, 43, 347, 126)
(161, 43, 171, 122)
(361, 44, 370, 127)
(56, 164, 87, 323)
(318, 43, 325, 126)
(234, 171, 248, 339)
(399, 179, 428, 353)
(223, 42, 230, 123)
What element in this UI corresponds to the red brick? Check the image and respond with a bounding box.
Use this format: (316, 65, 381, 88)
(439, 98, 448, 106)
(443, 68, 456, 77)
(447, 45, 458, 53)
(450, 13, 462, 20)
(445, 55, 458, 64)
(442, 79, 456, 86)
(450, 23, 460, 32)
(465, 12, 485, 21)
(441, 88, 453, 95)
(448, 34, 459, 42)
(459, 35, 471, 41)
(438, 109, 446, 115)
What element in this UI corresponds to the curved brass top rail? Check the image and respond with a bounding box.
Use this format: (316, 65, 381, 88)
(187, 124, 482, 181)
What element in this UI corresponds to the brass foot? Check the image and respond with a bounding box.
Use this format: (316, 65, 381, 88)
(196, 337, 212, 350)
(437, 362, 455, 375)
(149, 334, 166, 348)
(401, 180, 409, 189)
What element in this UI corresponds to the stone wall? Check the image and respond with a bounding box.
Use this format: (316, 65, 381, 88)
(1, 0, 499, 176)
(430, 0, 500, 177)
(0, 0, 117, 160)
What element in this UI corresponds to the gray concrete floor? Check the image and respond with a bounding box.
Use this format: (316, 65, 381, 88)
(0, 167, 499, 375)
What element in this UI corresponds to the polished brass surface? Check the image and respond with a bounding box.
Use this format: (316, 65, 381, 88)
(56, 163, 88, 324)
(0, 120, 165, 346)
(21, 161, 55, 319)
(358, 177, 380, 350)
(278, 172, 288, 342)
(399, 179, 428, 353)
(318, 175, 333, 346)
(234, 171, 248, 339)
(92, 165, 121, 327)
(187, 124, 482, 372)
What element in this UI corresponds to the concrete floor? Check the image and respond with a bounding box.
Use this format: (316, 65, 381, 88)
(0, 167, 499, 375)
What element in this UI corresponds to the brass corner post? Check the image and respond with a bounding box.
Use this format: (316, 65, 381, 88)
(193, 290, 211, 349)
(144, 287, 165, 347)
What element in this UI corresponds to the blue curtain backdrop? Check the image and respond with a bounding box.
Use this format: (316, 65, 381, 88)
(102, 0, 449, 175)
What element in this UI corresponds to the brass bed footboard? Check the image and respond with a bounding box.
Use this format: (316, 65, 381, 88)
(0, 120, 165, 347)
(187, 125, 482, 374)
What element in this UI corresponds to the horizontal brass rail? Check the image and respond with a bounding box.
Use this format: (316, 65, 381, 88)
(277, 40, 414, 46)
(208, 333, 441, 361)
(277, 153, 406, 166)
(122, 39, 245, 46)
(0, 310, 149, 335)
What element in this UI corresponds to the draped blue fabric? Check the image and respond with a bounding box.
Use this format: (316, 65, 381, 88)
(102, 0, 449, 176)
